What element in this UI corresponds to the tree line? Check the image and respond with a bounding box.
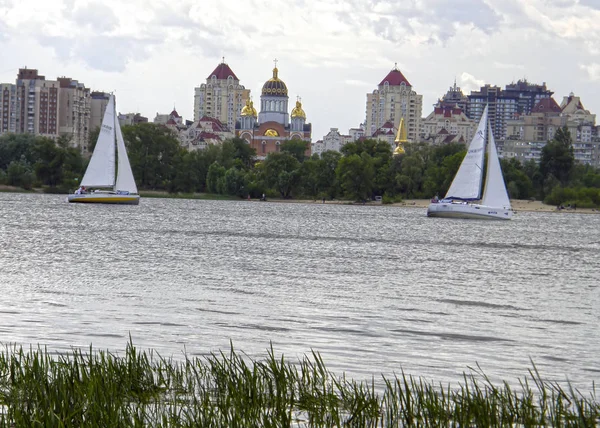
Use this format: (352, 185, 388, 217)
(1, 124, 600, 207)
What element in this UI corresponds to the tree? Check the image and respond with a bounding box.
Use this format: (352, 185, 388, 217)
(6, 158, 34, 189)
(0, 133, 37, 170)
(336, 153, 374, 201)
(281, 140, 309, 163)
(33, 138, 65, 187)
(317, 151, 341, 199)
(206, 162, 226, 194)
(219, 137, 256, 170)
(261, 152, 301, 198)
(122, 123, 183, 190)
(540, 126, 574, 187)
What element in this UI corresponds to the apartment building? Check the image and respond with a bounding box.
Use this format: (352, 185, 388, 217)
(467, 80, 552, 140)
(193, 61, 250, 131)
(0, 83, 16, 134)
(57, 77, 91, 150)
(365, 66, 423, 142)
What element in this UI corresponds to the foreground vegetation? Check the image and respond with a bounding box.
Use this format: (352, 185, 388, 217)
(2, 125, 600, 207)
(0, 342, 598, 427)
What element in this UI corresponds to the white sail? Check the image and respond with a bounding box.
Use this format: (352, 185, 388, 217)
(115, 117, 138, 194)
(481, 125, 511, 209)
(81, 95, 116, 188)
(444, 105, 488, 200)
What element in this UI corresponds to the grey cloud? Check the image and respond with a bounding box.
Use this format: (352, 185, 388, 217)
(153, 5, 196, 28)
(578, 0, 600, 9)
(181, 32, 245, 57)
(71, 3, 119, 32)
(39, 34, 160, 72)
(337, 0, 501, 44)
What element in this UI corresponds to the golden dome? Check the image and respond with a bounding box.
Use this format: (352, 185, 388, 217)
(291, 99, 306, 119)
(265, 129, 279, 137)
(240, 99, 257, 117)
(262, 67, 288, 97)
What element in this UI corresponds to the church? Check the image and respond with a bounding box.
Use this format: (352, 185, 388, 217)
(236, 63, 312, 157)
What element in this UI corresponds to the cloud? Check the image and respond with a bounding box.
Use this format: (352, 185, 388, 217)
(334, 0, 501, 44)
(38, 33, 160, 72)
(71, 2, 119, 32)
(459, 72, 486, 93)
(580, 63, 600, 80)
(578, 0, 600, 9)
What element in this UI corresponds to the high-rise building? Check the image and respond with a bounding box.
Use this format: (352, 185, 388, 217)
(15, 68, 60, 137)
(466, 80, 553, 140)
(365, 65, 422, 142)
(193, 60, 250, 131)
(90, 91, 111, 133)
(0, 83, 16, 134)
(439, 80, 468, 112)
(57, 77, 91, 150)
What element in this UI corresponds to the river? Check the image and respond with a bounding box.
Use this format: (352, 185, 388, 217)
(0, 193, 598, 392)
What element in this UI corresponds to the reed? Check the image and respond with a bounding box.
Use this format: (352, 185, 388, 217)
(0, 340, 598, 427)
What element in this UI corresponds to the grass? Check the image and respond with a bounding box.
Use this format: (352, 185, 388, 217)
(0, 341, 598, 427)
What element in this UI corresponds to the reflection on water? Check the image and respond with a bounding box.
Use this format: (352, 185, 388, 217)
(0, 193, 599, 391)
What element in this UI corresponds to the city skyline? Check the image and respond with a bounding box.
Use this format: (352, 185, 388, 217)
(1, 0, 600, 140)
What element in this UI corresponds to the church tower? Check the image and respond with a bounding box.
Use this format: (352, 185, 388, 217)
(258, 62, 289, 126)
(290, 97, 306, 132)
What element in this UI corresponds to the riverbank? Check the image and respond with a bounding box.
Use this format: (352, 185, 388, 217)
(2, 186, 598, 213)
(271, 197, 599, 214)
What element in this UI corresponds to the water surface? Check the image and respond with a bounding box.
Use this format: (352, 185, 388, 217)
(1, 193, 598, 391)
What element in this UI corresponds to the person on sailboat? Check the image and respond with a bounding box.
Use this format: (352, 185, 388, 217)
(75, 185, 86, 195)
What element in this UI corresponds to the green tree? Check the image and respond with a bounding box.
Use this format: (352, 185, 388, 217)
(32, 138, 66, 187)
(540, 126, 574, 187)
(219, 137, 256, 170)
(262, 152, 301, 198)
(224, 167, 246, 197)
(281, 140, 309, 163)
(6, 158, 34, 189)
(336, 153, 374, 201)
(122, 123, 183, 190)
(317, 151, 341, 199)
(206, 162, 226, 194)
(0, 133, 37, 170)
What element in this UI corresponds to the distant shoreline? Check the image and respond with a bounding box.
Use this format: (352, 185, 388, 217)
(1, 186, 597, 213)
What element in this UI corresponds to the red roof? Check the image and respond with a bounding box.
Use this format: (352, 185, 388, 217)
(379, 68, 411, 87)
(170, 109, 180, 118)
(207, 62, 238, 81)
(166, 118, 177, 125)
(198, 115, 227, 132)
(532, 98, 561, 114)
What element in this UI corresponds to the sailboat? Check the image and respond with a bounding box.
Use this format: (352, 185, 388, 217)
(68, 94, 140, 205)
(427, 105, 512, 220)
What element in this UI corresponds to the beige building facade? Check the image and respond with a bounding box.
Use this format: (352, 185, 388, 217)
(0, 83, 16, 134)
(57, 77, 91, 150)
(193, 61, 250, 131)
(503, 96, 600, 166)
(421, 104, 475, 145)
(365, 66, 422, 142)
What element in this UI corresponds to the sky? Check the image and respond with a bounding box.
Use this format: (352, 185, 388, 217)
(1, 0, 600, 140)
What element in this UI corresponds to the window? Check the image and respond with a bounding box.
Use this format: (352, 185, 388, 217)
(262, 141, 266, 153)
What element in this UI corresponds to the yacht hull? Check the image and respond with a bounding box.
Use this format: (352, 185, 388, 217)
(67, 193, 140, 205)
(427, 202, 512, 220)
